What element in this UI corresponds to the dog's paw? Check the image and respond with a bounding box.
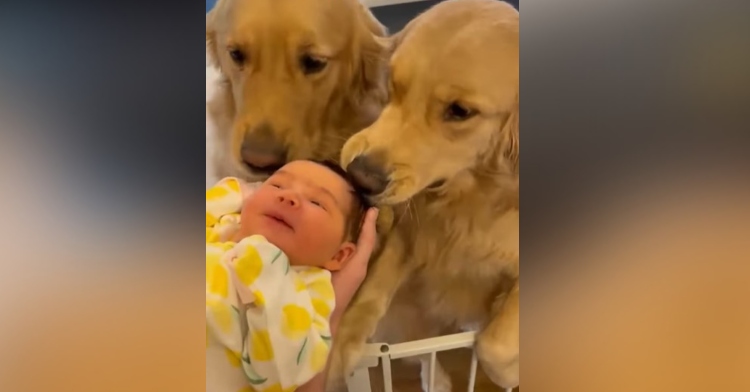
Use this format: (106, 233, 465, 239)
(326, 344, 367, 391)
(475, 335, 519, 389)
(323, 374, 348, 392)
(327, 304, 380, 389)
(420, 358, 453, 392)
(329, 323, 370, 381)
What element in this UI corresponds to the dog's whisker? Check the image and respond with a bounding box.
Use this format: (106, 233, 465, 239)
(406, 200, 413, 224)
(327, 134, 351, 144)
(410, 200, 421, 229)
(394, 204, 408, 228)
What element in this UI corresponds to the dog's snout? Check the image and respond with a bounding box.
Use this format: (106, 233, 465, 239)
(241, 124, 287, 173)
(346, 154, 389, 196)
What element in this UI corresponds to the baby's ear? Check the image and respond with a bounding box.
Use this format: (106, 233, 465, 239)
(324, 242, 356, 271)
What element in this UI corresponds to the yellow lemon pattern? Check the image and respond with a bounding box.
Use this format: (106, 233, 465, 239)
(293, 277, 306, 292)
(206, 177, 243, 242)
(311, 298, 331, 319)
(234, 247, 264, 287)
(238, 384, 298, 392)
(206, 249, 229, 298)
(225, 348, 242, 368)
(281, 305, 312, 340)
(307, 278, 335, 301)
(310, 338, 330, 373)
(206, 177, 336, 392)
(249, 329, 274, 361)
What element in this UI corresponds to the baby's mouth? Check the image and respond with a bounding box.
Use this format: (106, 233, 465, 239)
(264, 212, 294, 231)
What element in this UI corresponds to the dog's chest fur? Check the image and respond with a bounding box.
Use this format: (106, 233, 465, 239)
(392, 184, 519, 326)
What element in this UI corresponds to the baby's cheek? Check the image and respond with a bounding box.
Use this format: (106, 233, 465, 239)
(235, 214, 263, 242)
(239, 194, 268, 229)
(296, 228, 326, 257)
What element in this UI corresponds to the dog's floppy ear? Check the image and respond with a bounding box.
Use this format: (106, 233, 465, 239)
(206, 2, 222, 69)
(358, 2, 388, 38)
(353, 5, 390, 105)
(382, 7, 423, 54)
(501, 94, 520, 175)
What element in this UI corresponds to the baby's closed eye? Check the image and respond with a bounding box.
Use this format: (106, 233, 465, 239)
(310, 199, 326, 210)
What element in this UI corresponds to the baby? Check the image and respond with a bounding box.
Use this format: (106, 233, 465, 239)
(206, 160, 368, 392)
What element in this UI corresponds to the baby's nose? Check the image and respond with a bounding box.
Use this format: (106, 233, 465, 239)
(277, 193, 300, 207)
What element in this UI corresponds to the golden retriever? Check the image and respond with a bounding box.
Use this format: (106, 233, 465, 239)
(206, 0, 390, 182)
(330, 0, 519, 390)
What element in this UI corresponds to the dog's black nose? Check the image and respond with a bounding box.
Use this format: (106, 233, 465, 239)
(241, 124, 287, 173)
(346, 155, 389, 196)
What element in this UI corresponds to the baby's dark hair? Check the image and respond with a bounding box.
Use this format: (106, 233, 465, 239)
(311, 159, 371, 241)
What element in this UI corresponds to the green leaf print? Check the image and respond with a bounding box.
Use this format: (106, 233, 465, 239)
(271, 251, 282, 264)
(296, 337, 308, 365)
(242, 361, 268, 385)
(248, 377, 267, 386)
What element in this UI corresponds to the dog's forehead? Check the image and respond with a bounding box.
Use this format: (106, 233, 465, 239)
(395, 8, 516, 64)
(391, 23, 518, 107)
(223, 0, 354, 48)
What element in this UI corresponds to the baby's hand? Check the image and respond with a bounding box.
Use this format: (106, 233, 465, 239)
(331, 207, 379, 321)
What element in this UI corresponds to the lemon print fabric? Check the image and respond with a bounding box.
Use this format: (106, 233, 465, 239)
(236, 384, 297, 392)
(310, 298, 332, 319)
(210, 235, 336, 390)
(249, 329, 274, 362)
(281, 305, 312, 340)
(305, 276, 335, 301)
(206, 297, 234, 335)
(233, 246, 264, 287)
(206, 248, 229, 298)
(206, 177, 244, 243)
(310, 338, 330, 373)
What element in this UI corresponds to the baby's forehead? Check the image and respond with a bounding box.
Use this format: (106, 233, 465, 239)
(272, 161, 355, 206)
(273, 161, 345, 185)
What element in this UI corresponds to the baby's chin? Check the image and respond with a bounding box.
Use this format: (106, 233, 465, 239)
(245, 227, 279, 243)
(243, 224, 295, 256)
(242, 219, 336, 269)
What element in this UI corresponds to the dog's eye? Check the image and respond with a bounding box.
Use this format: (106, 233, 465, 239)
(228, 48, 246, 66)
(444, 102, 476, 122)
(300, 54, 327, 75)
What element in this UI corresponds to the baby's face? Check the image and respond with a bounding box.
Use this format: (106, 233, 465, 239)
(240, 160, 356, 270)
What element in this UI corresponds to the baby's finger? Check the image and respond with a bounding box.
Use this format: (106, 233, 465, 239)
(356, 207, 379, 255)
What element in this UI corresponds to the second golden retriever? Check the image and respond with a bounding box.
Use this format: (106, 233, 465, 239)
(206, 0, 390, 183)
(330, 0, 520, 390)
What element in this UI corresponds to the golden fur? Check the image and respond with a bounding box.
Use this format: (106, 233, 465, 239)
(206, 0, 390, 182)
(329, 0, 519, 389)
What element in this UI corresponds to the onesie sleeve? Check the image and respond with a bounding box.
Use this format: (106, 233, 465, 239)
(228, 235, 336, 390)
(206, 177, 244, 243)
